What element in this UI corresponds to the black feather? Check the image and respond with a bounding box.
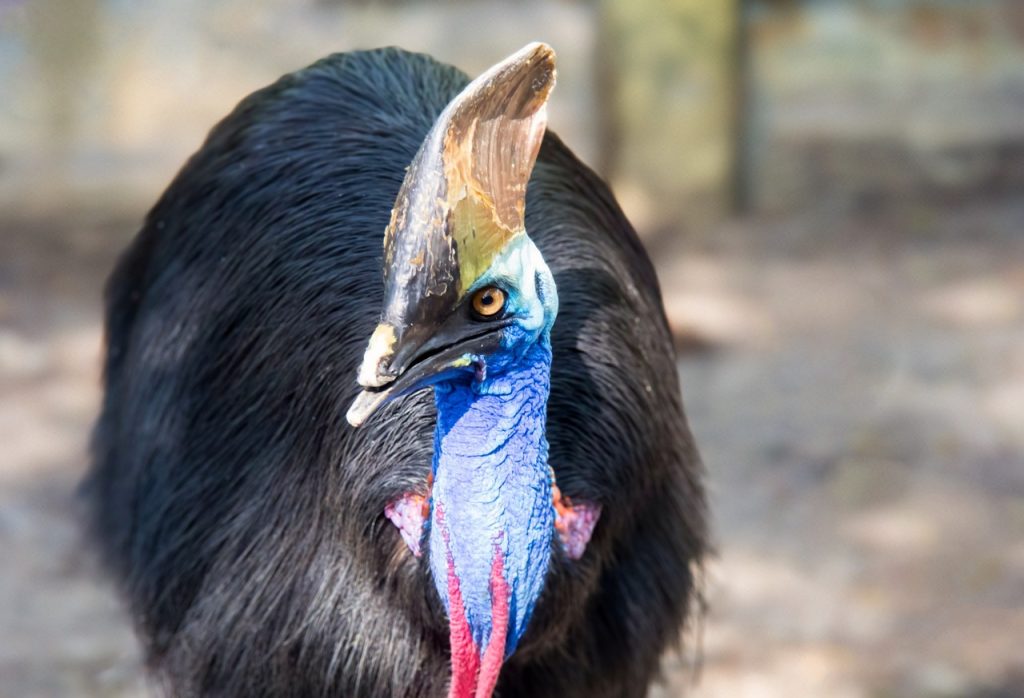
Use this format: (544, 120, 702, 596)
(84, 47, 707, 698)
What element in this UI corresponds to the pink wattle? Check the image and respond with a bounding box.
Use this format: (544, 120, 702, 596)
(384, 492, 427, 557)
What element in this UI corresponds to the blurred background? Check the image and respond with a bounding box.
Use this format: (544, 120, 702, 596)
(1, 0, 1023, 696)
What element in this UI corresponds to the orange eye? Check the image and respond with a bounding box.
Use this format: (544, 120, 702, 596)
(471, 286, 506, 318)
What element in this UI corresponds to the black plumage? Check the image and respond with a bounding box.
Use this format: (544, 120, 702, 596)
(85, 48, 707, 697)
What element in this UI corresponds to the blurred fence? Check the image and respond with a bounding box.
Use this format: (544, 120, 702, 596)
(747, 1, 1024, 215)
(1, 0, 1022, 228)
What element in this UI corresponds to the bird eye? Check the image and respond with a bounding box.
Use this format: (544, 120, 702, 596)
(470, 286, 506, 319)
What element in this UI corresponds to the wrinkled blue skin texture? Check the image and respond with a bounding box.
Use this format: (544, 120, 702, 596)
(429, 340, 554, 657)
(424, 237, 559, 658)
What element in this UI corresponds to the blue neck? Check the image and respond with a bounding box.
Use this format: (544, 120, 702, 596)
(427, 341, 554, 657)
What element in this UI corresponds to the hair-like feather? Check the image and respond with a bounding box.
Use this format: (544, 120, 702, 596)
(84, 47, 707, 698)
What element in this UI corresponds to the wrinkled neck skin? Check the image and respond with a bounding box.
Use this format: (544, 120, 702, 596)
(429, 340, 554, 698)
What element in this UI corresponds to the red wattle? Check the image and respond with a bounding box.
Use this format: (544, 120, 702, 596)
(439, 504, 480, 698)
(438, 505, 513, 698)
(446, 560, 480, 698)
(475, 544, 509, 698)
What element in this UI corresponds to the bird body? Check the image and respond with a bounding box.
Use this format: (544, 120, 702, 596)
(86, 45, 706, 698)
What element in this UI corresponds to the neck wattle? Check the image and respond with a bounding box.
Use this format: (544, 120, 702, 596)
(428, 342, 554, 698)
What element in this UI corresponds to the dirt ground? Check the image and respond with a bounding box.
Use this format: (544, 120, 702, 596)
(1, 199, 1022, 697)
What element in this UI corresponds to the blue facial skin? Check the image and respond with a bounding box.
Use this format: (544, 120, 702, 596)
(426, 237, 558, 657)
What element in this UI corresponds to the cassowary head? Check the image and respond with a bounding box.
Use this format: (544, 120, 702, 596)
(347, 42, 557, 423)
(347, 43, 595, 698)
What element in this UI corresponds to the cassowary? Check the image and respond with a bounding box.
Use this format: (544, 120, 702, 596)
(85, 43, 707, 697)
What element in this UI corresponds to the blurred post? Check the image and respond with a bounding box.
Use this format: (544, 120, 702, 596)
(596, 0, 741, 237)
(22, 0, 103, 179)
(729, 0, 753, 214)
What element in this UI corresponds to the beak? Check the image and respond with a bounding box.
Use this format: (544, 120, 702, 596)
(346, 316, 510, 427)
(347, 42, 555, 428)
